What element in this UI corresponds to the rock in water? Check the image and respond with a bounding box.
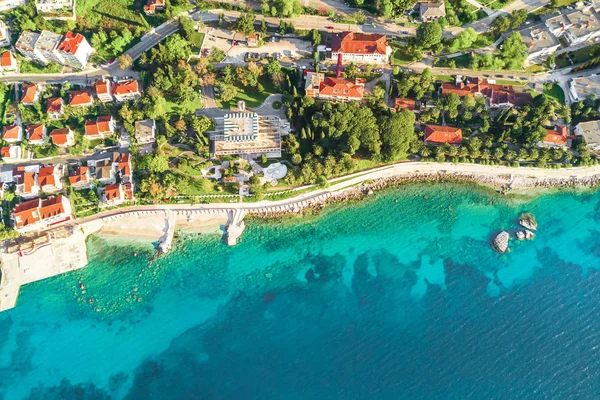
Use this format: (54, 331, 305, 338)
(525, 230, 535, 240)
(516, 231, 525, 240)
(492, 231, 510, 253)
(518, 213, 538, 231)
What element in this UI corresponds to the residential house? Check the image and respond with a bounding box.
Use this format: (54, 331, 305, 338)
(304, 72, 365, 102)
(84, 116, 115, 139)
(94, 78, 113, 102)
(424, 124, 463, 145)
(545, 7, 600, 46)
(100, 183, 134, 207)
(2, 125, 23, 143)
(134, 119, 156, 144)
(574, 120, 600, 151)
(0, 51, 17, 73)
(419, 2, 446, 22)
(330, 32, 391, 64)
(56, 32, 92, 69)
(68, 165, 91, 189)
(15, 31, 45, 65)
(93, 159, 116, 184)
(35, 0, 76, 19)
(1, 145, 21, 161)
(35, 30, 64, 65)
(143, 0, 165, 15)
(49, 127, 74, 147)
(395, 97, 422, 113)
(68, 89, 93, 107)
(440, 77, 533, 108)
(569, 75, 600, 102)
(14, 165, 40, 198)
(0, 0, 27, 12)
(519, 25, 561, 65)
(26, 124, 47, 145)
(21, 83, 40, 105)
(38, 165, 63, 192)
(539, 125, 570, 147)
(212, 112, 287, 158)
(116, 152, 132, 183)
(113, 80, 141, 102)
(0, 20, 10, 47)
(46, 97, 64, 119)
(11, 195, 72, 233)
(247, 33, 259, 46)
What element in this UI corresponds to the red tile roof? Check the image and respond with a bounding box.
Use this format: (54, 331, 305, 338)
(13, 198, 41, 228)
(69, 90, 93, 106)
(144, 0, 165, 12)
(123, 183, 133, 199)
(57, 32, 85, 55)
(441, 78, 533, 107)
(1, 146, 10, 158)
(50, 128, 72, 145)
(118, 152, 131, 176)
(21, 83, 38, 104)
(331, 32, 388, 55)
(424, 124, 463, 145)
(95, 79, 111, 96)
(319, 77, 364, 98)
(544, 125, 569, 145)
(1, 52, 15, 68)
(85, 116, 113, 136)
(38, 166, 56, 187)
(395, 97, 417, 111)
(69, 166, 89, 185)
(47, 97, 63, 113)
(16, 171, 36, 193)
(3, 125, 21, 140)
(113, 80, 139, 96)
(26, 124, 45, 142)
(104, 184, 121, 201)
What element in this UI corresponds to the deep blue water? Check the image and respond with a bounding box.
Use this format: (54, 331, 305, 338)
(2, 182, 600, 399)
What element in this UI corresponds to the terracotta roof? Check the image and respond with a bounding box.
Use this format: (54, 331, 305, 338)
(47, 97, 63, 113)
(69, 90, 93, 106)
(16, 171, 36, 193)
(21, 83, 38, 104)
(95, 79, 111, 95)
(13, 198, 41, 228)
(123, 183, 133, 199)
(113, 80, 139, 96)
(319, 77, 364, 98)
(104, 184, 121, 201)
(544, 125, 569, 145)
(118, 153, 131, 176)
(85, 116, 113, 136)
(144, 0, 165, 12)
(331, 32, 388, 55)
(424, 124, 463, 145)
(50, 128, 72, 145)
(2, 125, 21, 140)
(441, 78, 533, 107)
(1, 146, 9, 158)
(69, 166, 89, 185)
(38, 166, 56, 187)
(395, 97, 417, 111)
(57, 32, 85, 55)
(1, 52, 15, 68)
(26, 124, 45, 142)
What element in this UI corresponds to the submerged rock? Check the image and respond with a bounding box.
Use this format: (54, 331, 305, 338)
(525, 230, 536, 240)
(519, 213, 538, 231)
(516, 231, 525, 240)
(492, 231, 510, 253)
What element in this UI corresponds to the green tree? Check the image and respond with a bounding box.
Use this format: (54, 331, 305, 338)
(380, 109, 417, 160)
(310, 29, 321, 46)
(491, 15, 510, 33)
(501, 32, 527, 70)
(416, 22, 442, 49)
(235, 12, 256, 35)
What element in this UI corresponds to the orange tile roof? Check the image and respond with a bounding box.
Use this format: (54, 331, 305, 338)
(104, 184, 121, 201)
(39, 196, 66, 220)
(95, 79, 111, 95)
(118, 153, 131, 176)
(441, 78, 533, 107)
(69, 90, 93, 106)
(85, 116, 113, 136)
(331, 32, 388, 55)
(319, 77, 364, 98)
(1, 52, 15, 68)
(544, 125, 569, 145)
(38, 166, 56, 187)
(395, 97, 417, 111)
(47, 97, 63, 113)
(57, 32, 84, 55)
(2, 125, 21, 140)
(1, 146, 10, 158)
(113, 80, 139, 96)
(69, 166, 89, 185)
(16, 171, 37, 193)
(26, 124, 45, 142)
(13, 198, 41, 228)
(50, 128, 72, 145)
(424, 124, 463, 145)
(21, 83, 38, 104)
(123, 183, 133, 199)
(144, 0, 165, 12)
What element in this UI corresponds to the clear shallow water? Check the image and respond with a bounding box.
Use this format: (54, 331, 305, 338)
(2, 182, 600, 399)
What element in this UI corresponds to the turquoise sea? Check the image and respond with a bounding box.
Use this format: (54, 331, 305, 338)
(2, 182, 600, 399)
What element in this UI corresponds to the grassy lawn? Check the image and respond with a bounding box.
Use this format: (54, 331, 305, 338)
(76, 0, 150, 30)
(18, 57, 62, 74)
(480, 0, 517, 10)
(556, 44, 600, 68)
(495, 79, 527, 86)
(70, 188, 99, 218)
(217, 77, 279, 109)
(434, 74, 455, 82)
(525, 64, 545, 73)
(179, 162, 205, 176)
(183, 178, 238, 195)
(165, 96, 203, 115)
(190, 32, 205, 53)
(544, 83, 565, 104)
(438, 54, 471, 68)
(391, 48, 414, 65)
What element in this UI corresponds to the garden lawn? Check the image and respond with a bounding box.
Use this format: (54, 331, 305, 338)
(391, 48, 414, 65)
(556, 44, 600, 68)
(218, 77, 278, 109)
(544, 84, 565, 104)
(76, 0, 150, 30)
(165, 96, 204, 114)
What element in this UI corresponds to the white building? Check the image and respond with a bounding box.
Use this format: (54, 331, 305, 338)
(545, 7, 600, 46)
(330, 32, 391, 64)
(519, 25, 561, 65)
(0, 0, 27, 12)
(56, 32, 92, 69)
(0, 20, 10, 47)
(36, 0, 76, 19)
(11, 195, 72, 233)
(15, 30, 92, 69)
(574, 120, 600, 151)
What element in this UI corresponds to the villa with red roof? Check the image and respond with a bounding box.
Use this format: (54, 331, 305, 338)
(1, 145, 21, 161)
(0, 51, 17, 73)
(68, 165, 91, 189)
(441, 77, 533, 108)
(100, 183, 134, 207)
(144, 0, 165, 15)
(37, 165, 63, 192)
(395, 97, 423, 113)
(56, 32, 92, 69)
(11, 195, 72, 232)
(26, 124, 47, 145)
(49, 127, 75, 147)
(539, 125, 570, 147)
(116, 152, 133, 183)
(94, 78, 113, 102)
(330, 32, 391, 64)
(85, 116, 115, 138)
(21, 83, 39, 105)
(2, 125, 23, 143)
(113, 80, 141, 102)
(424, 124, 463, 145)
(46, 97, 64, 119)
(304, 72, 364, 102)
(68, 90, 93, 107)
(14, 165, 40, 198)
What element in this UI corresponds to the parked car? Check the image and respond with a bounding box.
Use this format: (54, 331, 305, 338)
(326, 26, 334, 30)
